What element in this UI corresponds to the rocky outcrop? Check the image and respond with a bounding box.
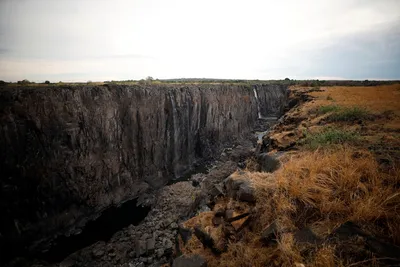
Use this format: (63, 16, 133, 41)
(0, 83, 287, 260)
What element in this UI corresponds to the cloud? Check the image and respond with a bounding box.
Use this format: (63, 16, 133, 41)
(300, 21, 400, 79)
(0, 0, 400, 81)
(0, 48, 10, 54)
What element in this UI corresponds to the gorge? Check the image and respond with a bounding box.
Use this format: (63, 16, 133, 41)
(0, 83, 288, 266)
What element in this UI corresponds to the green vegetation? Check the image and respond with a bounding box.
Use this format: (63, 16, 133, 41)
(318, 105, 373, 122)
(17, 79, 31, 84)
(329, 106, 372, 121)
(318, 105, 340, 114)
(302, 128, 360, 149)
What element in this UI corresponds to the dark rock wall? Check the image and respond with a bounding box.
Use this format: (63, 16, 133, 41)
(0, 83, 287, 254)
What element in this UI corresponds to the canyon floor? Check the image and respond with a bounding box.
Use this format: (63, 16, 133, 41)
(174, 84, 400, 267)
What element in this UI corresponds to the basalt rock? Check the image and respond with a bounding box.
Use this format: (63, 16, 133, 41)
(0, 83, 287, 262)
(224, 172, 256, 203)
(172, 254, 207, 267)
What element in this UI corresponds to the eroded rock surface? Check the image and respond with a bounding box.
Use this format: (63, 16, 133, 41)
(0, 83, 287, 264)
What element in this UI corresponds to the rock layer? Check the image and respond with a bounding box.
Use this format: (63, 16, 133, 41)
(0, 83, 287, 258)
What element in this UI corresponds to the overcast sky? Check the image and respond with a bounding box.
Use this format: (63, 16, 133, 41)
(0, 0, 399, 82)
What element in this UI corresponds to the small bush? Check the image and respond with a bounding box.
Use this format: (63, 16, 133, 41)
(318, 105, 373, 122)
(318, 105, 340, 114)
(44, 80, 50, 84)
(302, 128, 359, 149)
(17, 79, 30, 84)
(329, 106, 372, 122)
(326, 95, 333, 100)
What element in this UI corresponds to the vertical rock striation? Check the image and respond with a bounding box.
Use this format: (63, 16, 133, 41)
(0, 83, 287, 257)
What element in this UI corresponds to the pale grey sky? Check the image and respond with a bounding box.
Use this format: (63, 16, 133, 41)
(0, 0, 399, 82)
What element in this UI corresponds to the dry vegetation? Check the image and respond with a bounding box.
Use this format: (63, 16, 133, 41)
(181, 148, 400, 266)
(178, 84, 400, 267)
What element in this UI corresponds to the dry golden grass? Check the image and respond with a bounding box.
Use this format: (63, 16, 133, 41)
(306, 84, 400, 114)
(184, 147, 400, 267)
(306, 84, 400, 134)
(311, 245, 336, 267)
(255, 147, 400, 265)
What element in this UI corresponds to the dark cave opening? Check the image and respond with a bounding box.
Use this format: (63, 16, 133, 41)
(37, 198, 150, 263)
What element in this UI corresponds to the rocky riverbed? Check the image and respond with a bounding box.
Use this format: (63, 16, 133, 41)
(9, 137, 267, 267)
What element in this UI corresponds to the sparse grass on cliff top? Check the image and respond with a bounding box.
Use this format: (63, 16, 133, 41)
(308, 84, 400, 115)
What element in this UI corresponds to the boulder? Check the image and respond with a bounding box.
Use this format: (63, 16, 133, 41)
(191, 174, 205, 187)
(329, 221, 368, 241)
(208, 183, 225, 199)
(172, 254, 207, 267)
(224, 209, 234, 221)
(212, 216, 224, 226)
(135, 240, 146, 256)
(237, 183, 256, 202)
(257, 153, 280, 172)
(224, 172, 256, 203)
(293, 227, 321, 245)
(146, 235, 156, 253)
(178, 224, 192, 244)
(260, 221, 278, 245)
(194, 226, 221, 255)
(92, 242, 106, 258)
(162, 238, 173, 255)
(155, 248, 164, 258)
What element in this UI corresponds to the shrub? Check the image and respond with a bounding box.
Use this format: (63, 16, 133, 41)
(328, 106, 372, 122)
(44, 80, 50, 84)
(17, 79, 30, 84)
(318, 105, 373, 122)
(302, 128, 359, 149)
(311, 80, 320, 87)
(318, 105, 340, 114)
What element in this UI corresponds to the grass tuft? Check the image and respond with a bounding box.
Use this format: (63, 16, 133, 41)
(318, 105, 340, 114)
(302, 128, 360, 149)
(328, 106, 372, 122)
(317, 105, 373, 122)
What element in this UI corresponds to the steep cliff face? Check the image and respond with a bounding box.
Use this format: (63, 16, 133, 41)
(0, 83, 287, 256)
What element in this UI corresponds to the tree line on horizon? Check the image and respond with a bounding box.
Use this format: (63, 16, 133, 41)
(0, 78, 399, 87)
